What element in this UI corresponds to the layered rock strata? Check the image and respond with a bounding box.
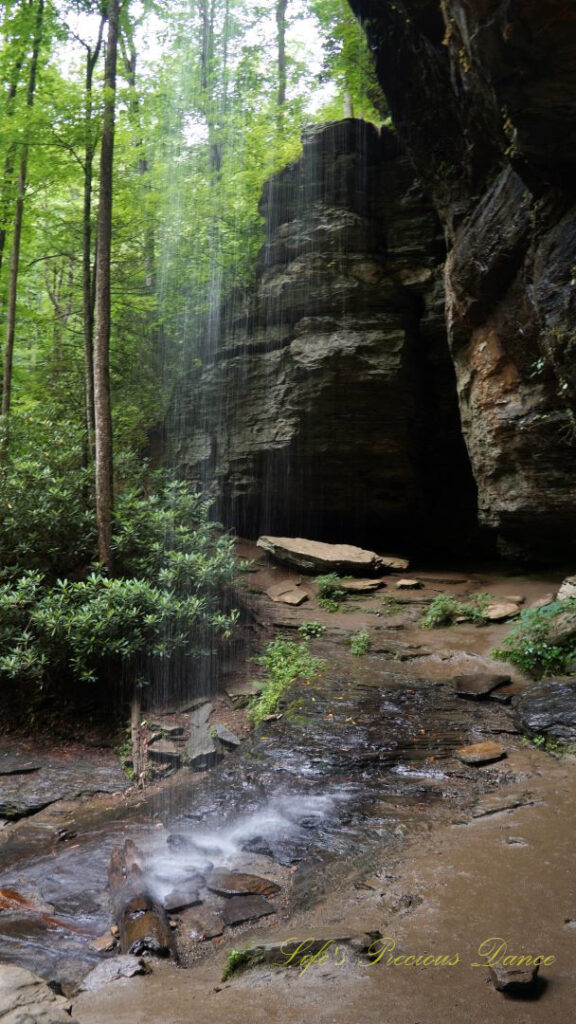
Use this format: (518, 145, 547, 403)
(177, 120, 477, 552)
(350, 0, 576, 557)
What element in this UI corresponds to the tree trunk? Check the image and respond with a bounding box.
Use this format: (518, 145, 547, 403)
(82, 15, 106, 459)
(276, 0, 288, 111)
(1, 0, 44, 421)
(94, 0, 120, 570)
(130, 685, 143, 785)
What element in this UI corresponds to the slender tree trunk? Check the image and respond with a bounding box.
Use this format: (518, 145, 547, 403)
(82, 16, 106, 458)
(0, 56, 24, 280)
(276, 0, 288, 112)
(1, 0, 44, 420)
(94, 0, 120, 571)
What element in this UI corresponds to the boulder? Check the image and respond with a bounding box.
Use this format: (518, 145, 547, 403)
(484, 602, 520, 622)
(456, 741, 506, 766)
(515, 680, 576, 742)
(221, 895, 276, 926)
(179, 907, 224, 940)
(163, 886, 201, 912)
(558, 576, 576, 601)
(266, 580, 309, 605)
(529, 593, 555, 610)
(211, 723, 241, 748)
(0, 965, 78, 1023)
(257, 536, 408, 575)
(453, 673, 511, 701)
(78, 956, 150, 993)
(395, 578, 421, 589)
(489, 961, 539, 993)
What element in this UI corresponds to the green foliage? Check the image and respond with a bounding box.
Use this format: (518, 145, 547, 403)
(521, 733, 576, 755)
(420, 592, 493, 629)
(298, 620, 326, 639)
(492, 600, 576, 679)
(0, 413, 95, 579)
(310, 0, 389, 122)
(349, 629, 370, 656)
(315, 573, 347, 612)
(248, 638, 325, 725)
(221, 947, 264, 981)
(0, 473, 238, 692)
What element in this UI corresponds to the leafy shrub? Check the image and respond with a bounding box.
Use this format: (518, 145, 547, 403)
(298, 621, 326, 639)
(0, 414, 96, 579)
(492, 599, 576, 678)
(350, 630, 371, 656)
(420, 592, 493, 629)
(315, 573, 347, 612)
(248, 638, 325, 725)
(0, 478, 238, 695)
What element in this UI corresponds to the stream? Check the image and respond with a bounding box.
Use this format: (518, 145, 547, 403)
(0, 620, 520, 992)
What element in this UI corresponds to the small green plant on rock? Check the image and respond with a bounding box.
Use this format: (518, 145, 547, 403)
(222, 947, 264, 981)
(380, 595, 402, 615)
(298, 621, 326, 639)
(350, 630, 371, 656)
(315, 573, 347, 612)
(248, 637, 326, 725)
(420, 592, 493, 629)
(492, 599, 576, 679)
(420, 594, 460, 628)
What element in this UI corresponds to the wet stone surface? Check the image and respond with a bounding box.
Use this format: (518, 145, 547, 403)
(0, 645, 519, 986)
(0, 749, 128, 821)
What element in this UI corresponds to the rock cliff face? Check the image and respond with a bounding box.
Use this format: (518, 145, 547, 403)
(350, 0, 576, 557)
(177, 120, 477, 552)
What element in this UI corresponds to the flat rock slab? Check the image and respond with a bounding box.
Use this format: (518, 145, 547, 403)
(79, 956, 150, 992)
(0, 965, 78, 1023)
(179, 907, 224, 940)
(147, 740, 183, 764)
(206, 869, 281, 897)
(484, 602, 520, 621)
(395, 578, 421, 589)
(0, 757, 128, 821)
(456, 741, 507, 765)
(257, 536, 408, 575)
(147, 723, 185, 738)
(226, 680, 262, 698)
(489, 962, 539, 992)
(453, 673, 511, 700)
(339, 579, 383, 592)
(515, 679, 576, 741)
(266, 581, 309, 606)
(222, 895, 276, 926)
